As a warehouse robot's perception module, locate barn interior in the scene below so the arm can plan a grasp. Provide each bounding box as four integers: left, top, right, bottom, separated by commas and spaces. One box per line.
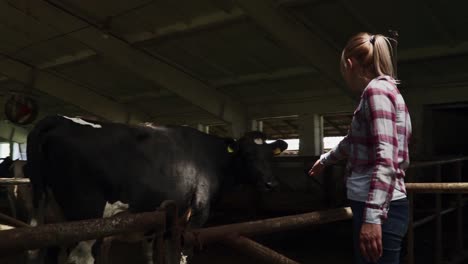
0, 0, 468, 263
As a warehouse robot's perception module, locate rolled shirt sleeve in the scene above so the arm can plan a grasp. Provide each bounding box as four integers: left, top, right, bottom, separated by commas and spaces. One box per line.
320, 135, 350, 166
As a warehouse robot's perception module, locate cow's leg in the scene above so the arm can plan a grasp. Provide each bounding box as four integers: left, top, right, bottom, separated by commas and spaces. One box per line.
67, 240, 96, 264
27, 191, 48, 264
30, 195, 46, 227
6, 187, 17, 218
27, 196, 45, 264
57, 247, 68, 264
143, 238, 154, 264
92, 201, 131, 263
43, 247, 61, 264
66, 198, 102, 263
27, 247, 59, 264
181, 202, 210, 263
96, 237, 112, 264
189, 202, 210, 229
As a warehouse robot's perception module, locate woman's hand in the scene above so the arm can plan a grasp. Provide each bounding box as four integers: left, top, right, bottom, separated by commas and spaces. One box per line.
308, 159, 325, 176
360, 223, 383, 263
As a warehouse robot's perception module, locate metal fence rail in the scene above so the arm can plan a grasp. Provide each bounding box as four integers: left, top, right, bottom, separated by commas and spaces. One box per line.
0, 178, 30, 185
223, 235, 300, 264
0, 210, 166, 256
184, 207, 353, 263
0, 157, 467, 263
184, 207, 353, 246
406, 182, 468, 193
406, 157, 468, 264
0, 212, 30, 228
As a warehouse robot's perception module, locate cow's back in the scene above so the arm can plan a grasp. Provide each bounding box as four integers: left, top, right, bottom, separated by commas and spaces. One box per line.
26, 116, 230, 221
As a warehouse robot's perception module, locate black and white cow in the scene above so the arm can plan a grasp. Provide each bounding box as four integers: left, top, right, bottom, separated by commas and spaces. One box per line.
24, 115, 287, 264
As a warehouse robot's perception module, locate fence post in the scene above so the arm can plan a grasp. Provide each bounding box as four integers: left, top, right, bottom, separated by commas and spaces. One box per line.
407, 192, 415, 264
159, 201, 181, 264
405, 167, 415, 264
154, 235, 165, 264
435, 165, 443, 264
455, 161, 464, 253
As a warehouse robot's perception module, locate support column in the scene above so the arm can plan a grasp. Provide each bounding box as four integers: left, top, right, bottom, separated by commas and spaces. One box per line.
251, 120, 263, 132
196, 124, 209, 134
8, 127, 15, 159
298, 114, 323, 156
19, 143, 27, 160
231, 117, 248, 139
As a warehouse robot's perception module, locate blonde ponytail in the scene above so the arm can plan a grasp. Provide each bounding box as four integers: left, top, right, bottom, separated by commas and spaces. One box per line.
373, 35, 396, 79
342, 32, 398, 82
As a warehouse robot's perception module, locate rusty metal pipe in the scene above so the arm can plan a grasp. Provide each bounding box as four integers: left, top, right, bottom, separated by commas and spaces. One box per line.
406, 183, 468, 193
0, 211, 165, 255
184, 207, 352, 246
407, 194, 415, 264
413, 207, 457, 228
0, 178, 30, 185
455, 162, 464, 252
224, 235, 300, 264
434, 166, 443, 264
0, 212, 30, 228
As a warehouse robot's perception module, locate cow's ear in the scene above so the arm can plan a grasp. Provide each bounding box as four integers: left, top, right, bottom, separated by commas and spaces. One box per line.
269, 140, 288, 155
224, 138, 239, 154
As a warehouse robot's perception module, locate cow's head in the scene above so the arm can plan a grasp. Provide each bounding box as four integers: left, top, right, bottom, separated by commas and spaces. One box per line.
227, 132, 288, 191
0, 156, 14, 178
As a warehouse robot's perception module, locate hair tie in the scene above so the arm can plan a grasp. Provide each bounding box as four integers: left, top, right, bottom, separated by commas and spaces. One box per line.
369, 35, 376, 44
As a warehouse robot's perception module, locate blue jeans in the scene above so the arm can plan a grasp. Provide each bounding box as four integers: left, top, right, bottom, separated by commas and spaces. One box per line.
351, 198, 409, 264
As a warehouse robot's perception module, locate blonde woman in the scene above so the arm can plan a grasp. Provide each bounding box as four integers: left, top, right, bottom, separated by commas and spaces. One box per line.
309, 32, 412, 264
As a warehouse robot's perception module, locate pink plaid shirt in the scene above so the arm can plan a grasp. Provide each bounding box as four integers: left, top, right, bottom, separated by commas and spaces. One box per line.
320, 75, 412, 224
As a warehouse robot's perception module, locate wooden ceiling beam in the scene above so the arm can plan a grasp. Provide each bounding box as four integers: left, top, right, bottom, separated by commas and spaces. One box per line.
36, 49, 97, 70
37, 0, 246, 125
129, 8, 247, 45
248, 95, 355, 119
275, 0, 337, 8
399, 42, 468, 62
0, 56, 147, 124
234, 0, 355, 100
213, 67, 316, 87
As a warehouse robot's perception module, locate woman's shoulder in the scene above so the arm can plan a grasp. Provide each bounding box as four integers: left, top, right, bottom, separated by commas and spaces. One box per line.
364, 75, 399, 97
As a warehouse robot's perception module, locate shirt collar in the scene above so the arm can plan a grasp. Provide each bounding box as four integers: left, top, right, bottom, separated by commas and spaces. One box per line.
360, 75, 395, 97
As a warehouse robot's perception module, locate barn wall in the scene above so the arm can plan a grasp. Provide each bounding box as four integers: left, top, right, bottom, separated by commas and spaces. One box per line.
428, 106, 468, 157
405, 84, 468, 160
0, 122, 28, 143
